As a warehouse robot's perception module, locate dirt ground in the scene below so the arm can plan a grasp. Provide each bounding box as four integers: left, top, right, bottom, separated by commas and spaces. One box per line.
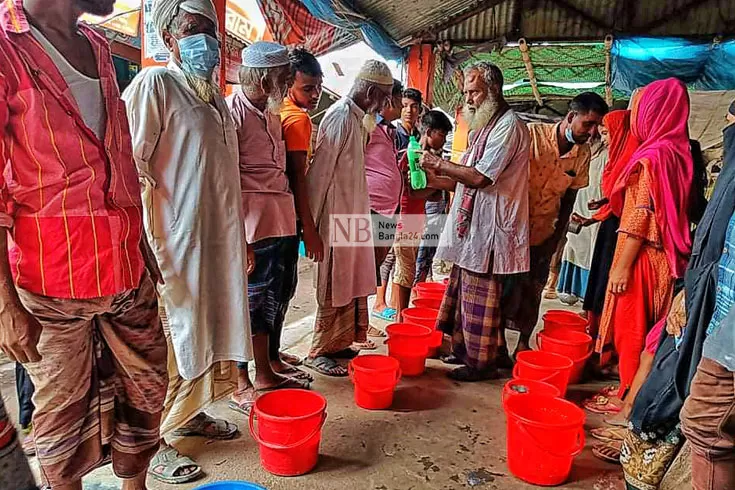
0, 260, 627, 490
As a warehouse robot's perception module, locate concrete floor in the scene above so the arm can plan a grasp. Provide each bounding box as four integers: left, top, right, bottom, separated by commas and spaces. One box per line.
0, 260, 626, 490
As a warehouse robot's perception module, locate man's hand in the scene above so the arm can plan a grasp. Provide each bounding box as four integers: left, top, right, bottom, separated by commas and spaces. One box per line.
608, 264, 632, 294
666, 290, 687, 337
302, 226, 324, 262
571, 212, 596, 228
0, 305, 42, 363
420, 151, 444, 171
246, 244, 256, 275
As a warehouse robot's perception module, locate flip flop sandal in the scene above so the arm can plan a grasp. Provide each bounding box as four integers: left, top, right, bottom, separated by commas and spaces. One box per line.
448, 366, 500, 382
276, 365, 314, 382
583, 395, 623, 415
596, 385, 620, 398
228, 399, 255, 416
592, 442, 622, 465
148, 446, 203, 485
279, 351, 303, 366
371, 308, 397, 322
367, 325, 387, 337
171, 413, 239, 440
590, 427, 627, 443
304, 356, 348, 377
352, 340, 377, 350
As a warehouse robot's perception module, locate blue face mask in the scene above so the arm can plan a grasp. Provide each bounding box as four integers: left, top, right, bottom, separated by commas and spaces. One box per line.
178, 33, 220, 79
565, 127, 577, 144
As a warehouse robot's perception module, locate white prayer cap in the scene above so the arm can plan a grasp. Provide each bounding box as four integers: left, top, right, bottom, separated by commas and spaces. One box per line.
356, 60, 393, 86
152, 0, 219, 38
241, 41, 290, 68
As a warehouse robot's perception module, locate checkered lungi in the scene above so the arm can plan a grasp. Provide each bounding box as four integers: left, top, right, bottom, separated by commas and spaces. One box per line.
437, 264, 503, 372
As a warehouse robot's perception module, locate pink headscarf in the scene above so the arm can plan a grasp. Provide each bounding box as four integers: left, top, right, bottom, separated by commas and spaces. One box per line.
608, 78, 693, 278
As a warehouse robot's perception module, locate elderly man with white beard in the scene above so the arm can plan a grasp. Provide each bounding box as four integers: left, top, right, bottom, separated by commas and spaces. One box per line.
226, 42, 313, 414
303, 60, 393, 377
123, 0, 253, 483
420, 61, 531, 382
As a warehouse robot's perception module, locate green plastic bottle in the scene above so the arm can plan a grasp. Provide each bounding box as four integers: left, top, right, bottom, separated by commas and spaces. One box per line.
407, 135, 427, 190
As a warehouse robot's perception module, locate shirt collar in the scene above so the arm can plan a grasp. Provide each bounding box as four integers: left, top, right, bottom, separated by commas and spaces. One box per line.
2, 0, 29, 33
345, 97, 365, 120
396, 123, 419, 138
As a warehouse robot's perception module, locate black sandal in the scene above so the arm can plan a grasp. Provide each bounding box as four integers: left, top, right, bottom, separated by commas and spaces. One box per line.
304, 356, 348, 377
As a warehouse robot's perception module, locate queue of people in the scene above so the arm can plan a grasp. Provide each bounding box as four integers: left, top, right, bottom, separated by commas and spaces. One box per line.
0, 1, 733, 490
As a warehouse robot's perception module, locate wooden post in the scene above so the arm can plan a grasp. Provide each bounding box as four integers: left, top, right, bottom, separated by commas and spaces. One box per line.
518, 38, 542, 107
604, 34, 614, 106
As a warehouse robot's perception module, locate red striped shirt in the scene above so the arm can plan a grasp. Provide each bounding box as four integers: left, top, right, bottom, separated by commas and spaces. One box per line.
0, 0, 144, 298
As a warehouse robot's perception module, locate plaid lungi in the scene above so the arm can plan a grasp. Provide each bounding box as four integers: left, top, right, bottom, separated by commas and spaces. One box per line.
437, 265, 503, 371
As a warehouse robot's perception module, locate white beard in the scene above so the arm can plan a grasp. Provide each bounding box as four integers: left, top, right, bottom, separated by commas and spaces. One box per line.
362, 113, 378, 133
462, 98, 500, 130
266, 87, 287, 115
184, 72, 219, 104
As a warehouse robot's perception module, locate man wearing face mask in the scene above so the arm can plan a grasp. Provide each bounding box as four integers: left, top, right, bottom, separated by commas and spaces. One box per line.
303, 60, 393, 377
226, 42, 313, 415
502, 92, 608, 357
123, 0, 253, 484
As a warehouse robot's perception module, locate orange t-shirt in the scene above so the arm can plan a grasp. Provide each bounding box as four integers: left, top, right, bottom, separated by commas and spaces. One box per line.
280, 97, 313, 159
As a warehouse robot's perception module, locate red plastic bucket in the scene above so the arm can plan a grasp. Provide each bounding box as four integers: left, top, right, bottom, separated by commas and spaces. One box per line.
513, 351, 574, 397
443, 278, 449, 285
428, 329, 444, 358
502, 378, 561, 404
401, 307, 439, 330
414, 289, 445, 301
415, 282, 447, 295
504, 394, 585, 486
248, 389, 327, 476
386, 323, 432, 376
537, 329, 593, 385
348, 355, 401, 410
412, 298, 442, 310
542, 310, 588, 334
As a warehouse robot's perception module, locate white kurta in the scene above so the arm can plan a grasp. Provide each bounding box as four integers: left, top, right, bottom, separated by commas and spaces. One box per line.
123, 63, 253, 380
563, 142, 608, 270
307, 98, 377, 308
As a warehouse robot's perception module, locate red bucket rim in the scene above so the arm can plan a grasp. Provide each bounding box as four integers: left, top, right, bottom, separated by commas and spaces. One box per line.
350, 354, 400, 373
542, 310, 588, 325
415, 282, 446, 291
504, 378, 562, 397
402, 307, 440, 320
539, 329, 592, 345
412, 299, 441, 310
516, 350, 574, 370
505, 394, 585, 428
386, 323, 433, 337
253, 389, 327, 423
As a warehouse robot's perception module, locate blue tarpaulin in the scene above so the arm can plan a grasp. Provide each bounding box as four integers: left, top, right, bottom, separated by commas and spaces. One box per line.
612, 37, 735, 95
300, 0, 405, 60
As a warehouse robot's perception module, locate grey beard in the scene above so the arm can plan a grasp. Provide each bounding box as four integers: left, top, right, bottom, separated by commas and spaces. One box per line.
463, 98, 500, 130
184, 72, 219, 104
266, 89, 286, 115
362, 113, 378, 133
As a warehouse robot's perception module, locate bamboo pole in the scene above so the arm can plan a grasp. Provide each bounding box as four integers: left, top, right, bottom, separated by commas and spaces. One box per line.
518, 38, 542, 107
604, 34, 614, 106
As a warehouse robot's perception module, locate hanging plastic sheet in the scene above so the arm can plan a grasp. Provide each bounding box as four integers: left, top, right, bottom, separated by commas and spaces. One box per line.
300, 0, 405, 60
256, 0, 357, 56
612, 37, 735, 95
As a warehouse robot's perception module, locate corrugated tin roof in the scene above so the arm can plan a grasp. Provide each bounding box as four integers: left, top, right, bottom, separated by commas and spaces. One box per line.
347, 0, 733, 45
